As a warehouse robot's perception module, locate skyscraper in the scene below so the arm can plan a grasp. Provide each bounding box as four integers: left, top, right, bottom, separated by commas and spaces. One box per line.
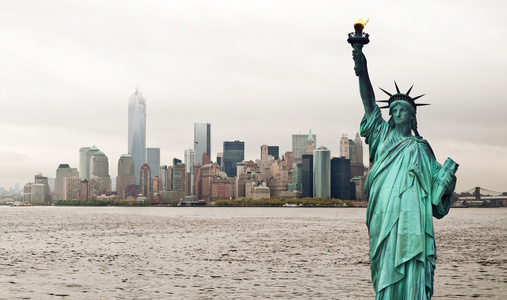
194, 123, 211, 165
55, 164, 75, 200
147, 148, 160, 178
184, 149, 196, 195
292, 129, 316, 162
79, 147, 90, 179
313, 146, 331, 199
331, 157, 352, 200
353, 133, 363, 165
91, 151, 111, 192
116, 154, 136, 199
140, 163, 151, 197
128, 90, 147, 184
79, 146, 99, 180
223, 141, 244, 178
301, 154, 313, 198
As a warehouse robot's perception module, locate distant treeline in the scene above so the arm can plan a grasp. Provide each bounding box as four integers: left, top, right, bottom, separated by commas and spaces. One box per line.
51, 198, 362, 207
214, 198, 356, 207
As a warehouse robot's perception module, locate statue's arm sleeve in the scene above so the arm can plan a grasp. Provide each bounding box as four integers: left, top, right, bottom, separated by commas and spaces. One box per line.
360, 105, 388, 164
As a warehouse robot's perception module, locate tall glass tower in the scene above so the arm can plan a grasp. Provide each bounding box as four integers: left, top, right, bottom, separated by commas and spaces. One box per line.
147, 148, 160, 178
194, 123, 211, 165
128, 90, 147, 184
223, 140, 244, 178
313, 146, 331, 199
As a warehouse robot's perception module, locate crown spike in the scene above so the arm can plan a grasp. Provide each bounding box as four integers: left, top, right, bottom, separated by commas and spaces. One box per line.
415, 103, 430, 107
379, 87, 392, 96
394, 81, 400, 93
406, 85, 414, 96
412, 94, 425, 101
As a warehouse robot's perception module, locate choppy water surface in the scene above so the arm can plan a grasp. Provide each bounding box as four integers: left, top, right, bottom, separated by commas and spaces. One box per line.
1, 207, 505, 299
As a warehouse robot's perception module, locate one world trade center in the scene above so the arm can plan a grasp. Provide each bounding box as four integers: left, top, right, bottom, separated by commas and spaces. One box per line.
128, 90, 146, 184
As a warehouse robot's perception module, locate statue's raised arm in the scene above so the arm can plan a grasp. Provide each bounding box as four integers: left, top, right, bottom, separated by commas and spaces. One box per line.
352, 46, 376, 117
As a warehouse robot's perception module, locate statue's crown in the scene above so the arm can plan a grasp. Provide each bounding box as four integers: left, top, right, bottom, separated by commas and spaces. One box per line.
377, 81, 429, 112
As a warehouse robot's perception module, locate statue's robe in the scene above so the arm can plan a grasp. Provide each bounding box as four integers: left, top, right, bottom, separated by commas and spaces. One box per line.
360, 106, 452, 299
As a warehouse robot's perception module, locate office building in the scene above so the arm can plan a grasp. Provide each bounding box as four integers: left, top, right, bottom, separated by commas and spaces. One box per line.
184, 149, 196, 195
140, 163, 151, 198
331, 157, 352, 200
116, 154, 136, 199
194, 123, 211, 165
55, 164, 75, 200
223, 140, 244, 178
301, 154, 313, 198
292, 130, 316, 162
313, 146, 331, 199
147, 148, 160, 178
268, 146, 279, 160
79, 146, 99, 180
160, 165, 168, 191
128, 90, 147, 184
34, 174, 50, 203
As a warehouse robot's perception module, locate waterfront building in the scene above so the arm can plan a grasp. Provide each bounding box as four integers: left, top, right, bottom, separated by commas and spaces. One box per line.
89, 176, 110, 199
90, 151, 111, 192
34, 174, 50, 203
194, 123, 211, 165
55, 164, 75, 200
331, 157, 352, 200
210, 178, 234, 202
64, 177, 88, 201
252, 186, 270, 200
223, 140, 244, 178
292, 130, 316, 162
287, 162, 302, 193
31, 184, 46, 203
128, 90, 147, 184
147, 148, 160, 178
301, 154, 313, 198
116, 154, 136, 199
140, 163, 151, 198
313, 146, 331, 199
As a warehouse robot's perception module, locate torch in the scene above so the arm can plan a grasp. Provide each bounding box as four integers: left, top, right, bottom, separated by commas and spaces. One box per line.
347, 18, 369, 74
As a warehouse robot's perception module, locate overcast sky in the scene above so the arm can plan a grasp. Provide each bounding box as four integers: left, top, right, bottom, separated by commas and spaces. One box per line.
1, 0, 506, 193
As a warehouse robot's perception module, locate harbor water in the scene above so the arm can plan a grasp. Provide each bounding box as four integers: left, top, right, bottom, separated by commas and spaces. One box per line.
1, 206, 505, 299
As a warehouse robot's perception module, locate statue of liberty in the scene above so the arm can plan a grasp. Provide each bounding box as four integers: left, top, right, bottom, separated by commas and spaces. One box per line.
349, 20, 458, 299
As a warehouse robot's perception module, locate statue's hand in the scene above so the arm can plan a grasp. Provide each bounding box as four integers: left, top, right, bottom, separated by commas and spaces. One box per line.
352, 48, 367, 76
438, 173, 457, 195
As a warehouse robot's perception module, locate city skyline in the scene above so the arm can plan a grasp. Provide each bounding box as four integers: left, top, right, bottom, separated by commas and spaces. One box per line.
1, 1, 506, 193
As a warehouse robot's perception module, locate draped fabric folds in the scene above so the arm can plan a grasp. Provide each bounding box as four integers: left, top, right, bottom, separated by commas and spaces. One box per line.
360, 106, 452, 299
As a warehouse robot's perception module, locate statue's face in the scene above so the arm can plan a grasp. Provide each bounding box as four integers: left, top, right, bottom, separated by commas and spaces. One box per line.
391, 104, 412, 126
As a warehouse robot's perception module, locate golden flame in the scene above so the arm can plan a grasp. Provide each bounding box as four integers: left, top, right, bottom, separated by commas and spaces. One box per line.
353, 18, 369, 31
